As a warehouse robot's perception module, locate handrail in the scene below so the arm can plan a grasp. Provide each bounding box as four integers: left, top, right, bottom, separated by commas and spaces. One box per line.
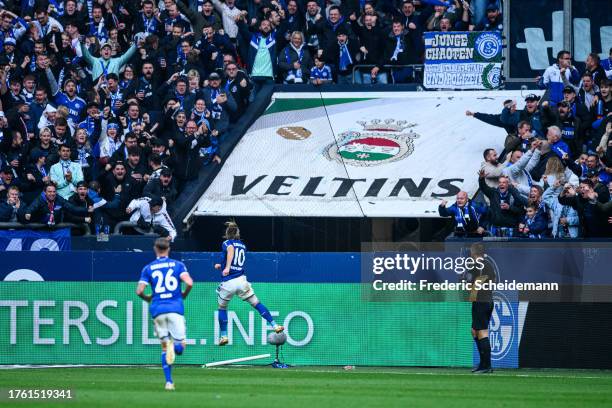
114, 221, 158, 237
0, 222, 91, 236
351, 64, 424, 84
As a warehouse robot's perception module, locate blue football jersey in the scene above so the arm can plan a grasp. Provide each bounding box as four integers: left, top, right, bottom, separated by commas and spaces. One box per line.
139, 257, 188, 317
55, 92, 86, 123
221, 239, 247, 282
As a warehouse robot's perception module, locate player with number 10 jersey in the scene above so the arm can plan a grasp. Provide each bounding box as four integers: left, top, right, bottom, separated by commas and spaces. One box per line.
214, 221, 284, 346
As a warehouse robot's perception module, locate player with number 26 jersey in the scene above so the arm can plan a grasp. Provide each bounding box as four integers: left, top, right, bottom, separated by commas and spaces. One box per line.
137, 238, 193, 391
139, 255, 188, 317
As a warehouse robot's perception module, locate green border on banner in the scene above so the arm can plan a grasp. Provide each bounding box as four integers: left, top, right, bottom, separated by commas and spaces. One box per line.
0, 282, 472, 366
264, 98, 374, 115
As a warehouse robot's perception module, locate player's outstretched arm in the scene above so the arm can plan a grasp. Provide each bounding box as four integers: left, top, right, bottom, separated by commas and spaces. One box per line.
180, 273, 193, 299
136, 282, 152, 303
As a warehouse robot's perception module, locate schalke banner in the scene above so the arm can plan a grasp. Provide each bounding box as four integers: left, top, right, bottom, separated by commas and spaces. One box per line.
423, 31, 503, 90
0, 228, 71, 252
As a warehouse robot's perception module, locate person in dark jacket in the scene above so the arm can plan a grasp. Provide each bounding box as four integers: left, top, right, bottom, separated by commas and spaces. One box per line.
172, 120, 210, 189
200, 72, 237, 134
326, 26, 361, 84
478, 170, 526, 235
99, 161, 138, 228
222, 60, 252, 121
313, 5, 355, 51
23, 150, 50, 203
143, 168, 178, 212
558, 179, 609, 237
541, 99, 587, 159
354, 14, 387, 84
0, 185, 25, 222
278, 31, 313, 84
23, 183, 90, 225
65, 181, 95, 229
499, 94, 545, 137
383, 20, 419, 84
156, 73, 196, 113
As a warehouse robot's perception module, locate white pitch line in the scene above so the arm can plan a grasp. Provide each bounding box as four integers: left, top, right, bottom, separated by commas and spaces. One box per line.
1, 365, 609, 380
208, 366, 611, 380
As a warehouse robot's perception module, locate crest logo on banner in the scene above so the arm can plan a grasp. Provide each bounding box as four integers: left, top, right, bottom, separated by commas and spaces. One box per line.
475, 32, 503, 60
325, 119, 419, 167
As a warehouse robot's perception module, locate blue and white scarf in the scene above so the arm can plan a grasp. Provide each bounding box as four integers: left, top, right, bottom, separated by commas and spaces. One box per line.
338, 42, 352, 72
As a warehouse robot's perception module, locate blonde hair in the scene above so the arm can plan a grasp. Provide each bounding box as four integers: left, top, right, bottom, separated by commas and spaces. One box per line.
291, 31, 304, 42
57, 105, 69, 118
187, 69, 200, 80
544, 156, 565, 176
223, 220, 240, 240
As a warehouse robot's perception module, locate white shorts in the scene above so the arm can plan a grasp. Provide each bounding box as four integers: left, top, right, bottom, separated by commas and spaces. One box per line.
216, 275, 255, 303
153, 313, 186, 342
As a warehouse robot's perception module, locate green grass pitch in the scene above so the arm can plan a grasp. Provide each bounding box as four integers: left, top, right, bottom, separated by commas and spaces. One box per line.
1, 366, 611, 407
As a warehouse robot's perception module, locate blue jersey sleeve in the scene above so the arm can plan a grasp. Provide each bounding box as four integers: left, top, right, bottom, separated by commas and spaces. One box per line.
177, 261, 189, 277
138, 265, 150, 285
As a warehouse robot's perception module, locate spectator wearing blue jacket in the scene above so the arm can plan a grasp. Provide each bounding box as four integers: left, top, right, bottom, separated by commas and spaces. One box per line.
518, 204, 548, 238
438, 191, 488, 237
538, 50, 580, 107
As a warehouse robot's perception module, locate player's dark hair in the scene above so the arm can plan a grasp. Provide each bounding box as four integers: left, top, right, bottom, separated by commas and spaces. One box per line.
224, 220, 240, 240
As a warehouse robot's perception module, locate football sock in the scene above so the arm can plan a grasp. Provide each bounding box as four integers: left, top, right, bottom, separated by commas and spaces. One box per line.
478, 337, 492, 369
218, 309, 228, 336
474, 337, 481, 366
254, 303, 276, 326
174, 343, 184, 355
161, 352, 172, 383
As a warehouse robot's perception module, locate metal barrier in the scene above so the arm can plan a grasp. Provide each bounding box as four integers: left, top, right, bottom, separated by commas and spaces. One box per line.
0, 222, 91, 236
351, 64, 424, 84
114, 221, 159, 237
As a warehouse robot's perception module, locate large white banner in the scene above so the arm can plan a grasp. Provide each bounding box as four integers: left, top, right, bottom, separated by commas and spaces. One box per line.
188, 91, 539, 219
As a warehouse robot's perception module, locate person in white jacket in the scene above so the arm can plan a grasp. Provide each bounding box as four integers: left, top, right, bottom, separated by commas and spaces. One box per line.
541, 182, 580, 238
502, 141, 542, 198
212, 0, 242, 40
126, 196, 177, 241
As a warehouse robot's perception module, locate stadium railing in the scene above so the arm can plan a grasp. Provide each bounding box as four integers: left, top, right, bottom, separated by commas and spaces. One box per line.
351, 64, 425, 84
0, 222, 91, 235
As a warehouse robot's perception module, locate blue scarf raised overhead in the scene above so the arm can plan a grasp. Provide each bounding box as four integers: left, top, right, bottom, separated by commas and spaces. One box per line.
338, 42, 352, 72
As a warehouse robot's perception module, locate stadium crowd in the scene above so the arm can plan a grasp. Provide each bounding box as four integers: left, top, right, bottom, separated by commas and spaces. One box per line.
441, 49, 612, 238
0, 0, 502, 238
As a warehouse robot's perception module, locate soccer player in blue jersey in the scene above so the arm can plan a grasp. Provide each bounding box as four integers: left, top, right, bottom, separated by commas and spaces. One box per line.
136, 238, 193, 390
214, 221, 284, 346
